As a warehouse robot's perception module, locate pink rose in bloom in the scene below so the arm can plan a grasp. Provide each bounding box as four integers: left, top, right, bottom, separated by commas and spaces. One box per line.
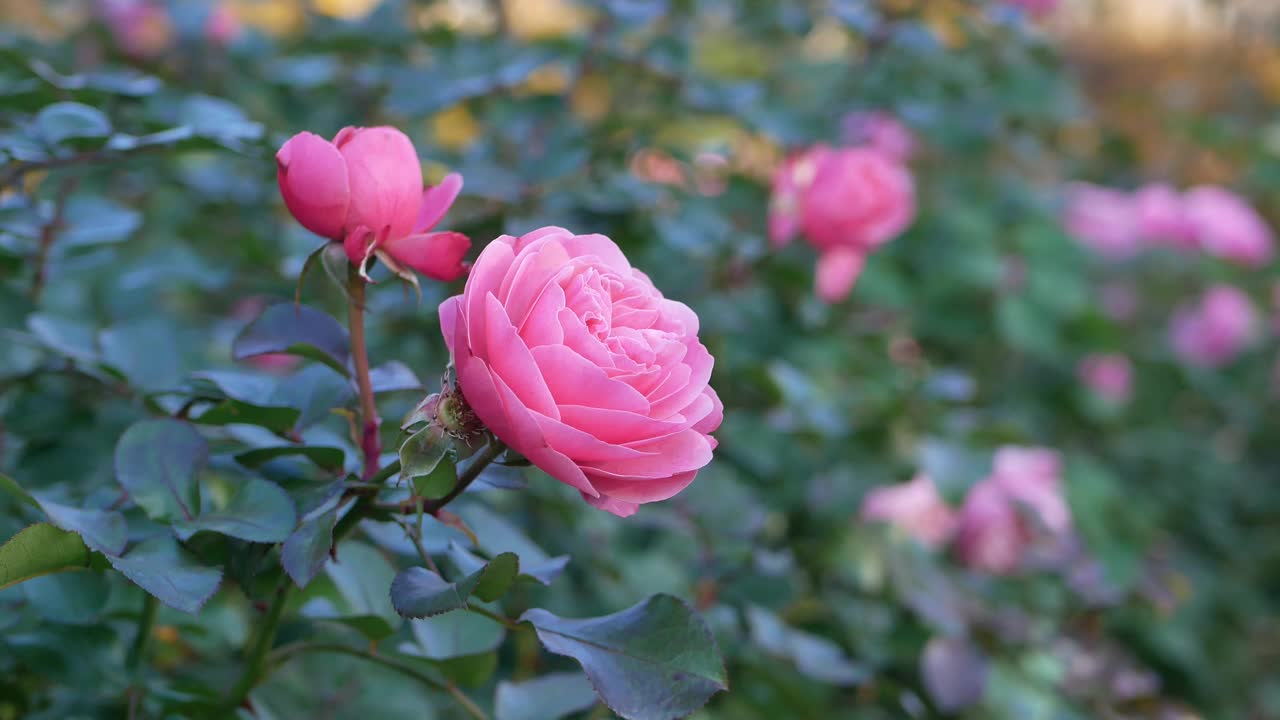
205, 3, 241, 46
98, 0, 173, 59
861, 474, 957, 548
1170, 285, 1259, 368
1182, 186, 1275, 267
1078, 353, 1133, 404
769, 146, 916, 302
438, 227, 722, 517
1133, 184, 1195, 250
276, 127, 470, 281
1062, 183, 1141, 260
842, 111, 916, 162
991, 446, 1070, 535
955, 478, 1024, 574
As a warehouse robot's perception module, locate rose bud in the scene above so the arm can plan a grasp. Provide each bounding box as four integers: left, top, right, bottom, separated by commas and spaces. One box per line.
276, 126, 470, 281
439, 227, 722, 517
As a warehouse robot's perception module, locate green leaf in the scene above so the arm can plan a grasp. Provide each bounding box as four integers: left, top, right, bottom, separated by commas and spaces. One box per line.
399, 429, 456, 499
369, 361, 423, 394
0, 523, 92, 591
234, 445, 345, 472
0, 472, 38, 510
232, 303, 351, 376
173, 477, 296, 544
281, 499, 340, 588
22, 570, 111, 625
113, 419, 206, 523
389, 552, 518, 618
302, 540, 400, 640
456, 504, 569, 585
107, 536, 222, 614
34, 101, 111, 145
26, 313, 98, 362
59, 196, 142, 248
189, 370, 304, 433
495, 672, 598, 720
409, 610, 505, 659
521, 595, 727, 720
34, 496, 127, 556
744, 605, 866, 686
193, 401, 301, 434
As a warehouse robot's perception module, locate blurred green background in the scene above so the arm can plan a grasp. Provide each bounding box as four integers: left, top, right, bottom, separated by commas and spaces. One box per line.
2, 0, 1280, 718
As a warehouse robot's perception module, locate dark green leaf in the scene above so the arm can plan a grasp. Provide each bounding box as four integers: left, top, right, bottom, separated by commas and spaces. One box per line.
34, 496, 127, 556
281, 499, 341, 588
113, 419, 206, 523
389, 552, 517, 618
399, 428, 456, 499
521, 595, 727, 720
173, 477, 296, 543
59, 196, 141, 248
302, 540, 399, 640
34, 101, 111, 145
0, 523, 92, 591
107, 536, 222, 614
370, 361, 423, 393
234, 444, 346, 472
457, 504, 569, 585
21, 570, 111, 624
495, 672, 598, 720
232, 303, 351, 376
409, 610, 505, 659
745, 605, 866, 686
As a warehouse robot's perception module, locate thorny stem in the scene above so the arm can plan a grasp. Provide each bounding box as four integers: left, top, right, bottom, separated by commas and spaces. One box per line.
124, 593, 158, 719
348, 265, 381, 479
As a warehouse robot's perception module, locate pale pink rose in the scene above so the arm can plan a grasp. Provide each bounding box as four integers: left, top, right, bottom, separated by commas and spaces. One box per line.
955, 478, 1024, 574
861, 474, 956, 548
1182, 186, 1275, 267
842, 111, 916, 162
438, 227, 722, 517
800, 146, 916, 255
276, 127, 470, 281
1133, 184, 1195, 250
1007, 0, 1058, 15
98, 0, 173, 59
1062, 183, 1141, 260
990, 446, 1070, 535
204, 3, 241, 46
1170, 285, 1259, 368
1078, 353, 1133, 404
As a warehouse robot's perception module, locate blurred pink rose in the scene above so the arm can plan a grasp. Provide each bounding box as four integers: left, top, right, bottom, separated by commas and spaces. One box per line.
276, 127, 470, 281
991, 446, 1070, 535
956, 478, 1024, 574
98, 0, 173, 59
205, 3, 241, 46
1170, 285, 1259, 368
1182, 187, 1275, 267
769, 146, 915, 303
439, 227, 722, 517
1007, 0, 1058, 15
1062, 183, 1141, 260
1078, 353, 1133, 404
956, 446, 1069, 574
861, 474, 956, 548
1132, 184, 1195, 250
842, 111, 916, 162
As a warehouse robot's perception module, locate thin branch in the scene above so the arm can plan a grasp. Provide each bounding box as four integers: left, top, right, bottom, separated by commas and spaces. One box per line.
30, 177, 77, 302
224, 583, 291, 710
423, 439, 506, 514
348, 265, 381, 479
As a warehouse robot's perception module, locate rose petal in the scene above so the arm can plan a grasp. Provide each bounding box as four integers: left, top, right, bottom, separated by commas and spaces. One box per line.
531, 412, 653, 461
383, 231, 471, 281
414, 173, 463, 233
485, 294, 559, 419
583, 493, 638, 517
586, 469, 700, 504
530, 345, 649, 414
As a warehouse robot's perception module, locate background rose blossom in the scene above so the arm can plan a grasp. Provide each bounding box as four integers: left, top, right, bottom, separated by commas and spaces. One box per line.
439, 227, 722, 517
1079, 353, 1134, 404
1170, 285, 1259, 368
1133, 184, 1195, 249
1062, 183, 1142, 260
861, 474, 957, 548
1182, 186, 1275, 267
842, 111, 916, 162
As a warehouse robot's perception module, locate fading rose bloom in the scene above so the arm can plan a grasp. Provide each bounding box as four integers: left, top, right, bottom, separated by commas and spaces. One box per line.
861, 474, 956, 548
1170, 285, 1259, 368
276, 127, 470, 281
205, 3, 241, 46
842, 111, 915, 162
1132, 184, 1195, 250
1078, 353, 1133, 404
1062, 183, 1141, 260
1182, 186, 1275, 267
956, 478, 1024, 574
439, 227, 721, 517
991, 446, 1070, 535
98, 0, 172, 59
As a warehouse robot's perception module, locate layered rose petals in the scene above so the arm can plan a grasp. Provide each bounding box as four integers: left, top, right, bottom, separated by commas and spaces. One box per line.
440, 227, 721, 517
